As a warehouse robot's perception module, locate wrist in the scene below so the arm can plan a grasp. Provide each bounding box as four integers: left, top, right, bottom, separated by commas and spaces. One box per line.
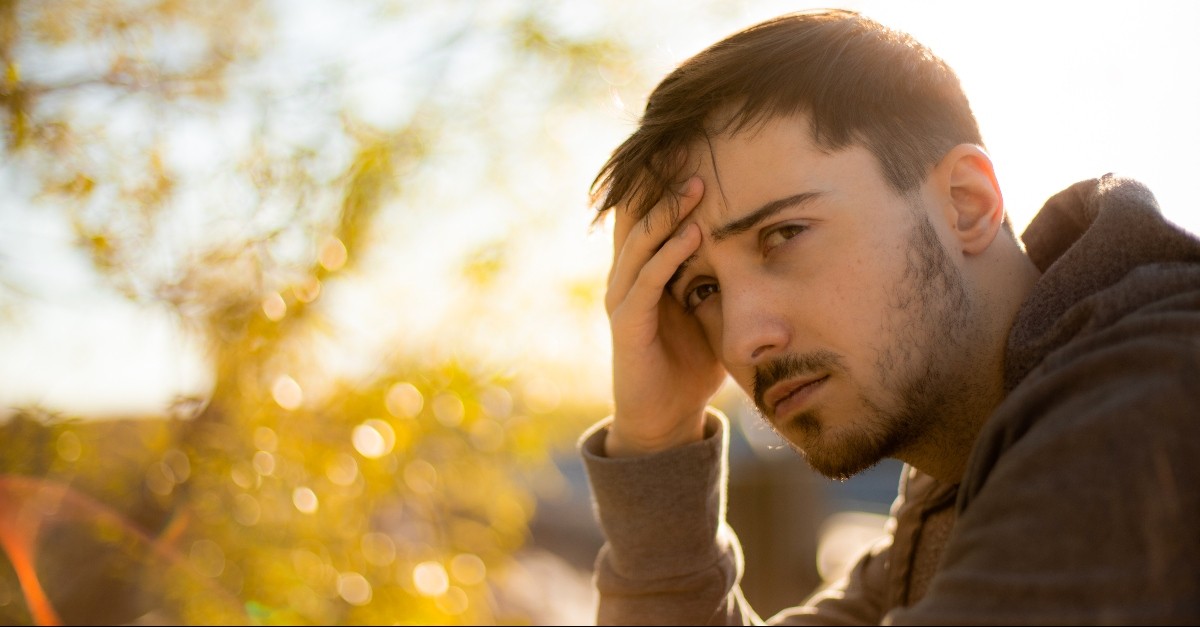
604, 410, 708, 457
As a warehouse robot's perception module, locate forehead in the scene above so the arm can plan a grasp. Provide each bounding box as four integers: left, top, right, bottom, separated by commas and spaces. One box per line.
683, 115, 879, 226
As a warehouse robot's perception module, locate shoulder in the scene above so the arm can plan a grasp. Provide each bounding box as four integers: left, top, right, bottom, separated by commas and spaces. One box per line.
966, 269, 1200, 505
918, 273, 1200, 622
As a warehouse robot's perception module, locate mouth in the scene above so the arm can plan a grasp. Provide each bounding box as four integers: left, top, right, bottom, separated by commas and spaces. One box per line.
764, 375, 829, 419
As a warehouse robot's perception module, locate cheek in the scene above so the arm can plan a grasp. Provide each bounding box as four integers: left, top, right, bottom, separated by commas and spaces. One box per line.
806, 255, 901, 354
697, 310, 722, 355
727, 365, 758, 400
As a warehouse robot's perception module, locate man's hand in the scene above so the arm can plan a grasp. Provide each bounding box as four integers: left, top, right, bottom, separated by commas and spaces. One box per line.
604, 177, 727, 457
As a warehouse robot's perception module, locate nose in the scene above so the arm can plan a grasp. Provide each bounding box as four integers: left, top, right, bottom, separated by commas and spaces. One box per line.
720, 281, 790, 369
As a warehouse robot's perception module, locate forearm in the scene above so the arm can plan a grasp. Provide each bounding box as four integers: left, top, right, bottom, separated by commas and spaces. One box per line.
581, 410, 763, 625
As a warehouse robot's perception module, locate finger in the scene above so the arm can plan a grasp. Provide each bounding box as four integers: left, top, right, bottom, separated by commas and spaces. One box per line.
607, 186, 701, 312
618, 222, 701, 318
610, 177, 701, 293
607, 178, 704, 303
612, 177, 702, 258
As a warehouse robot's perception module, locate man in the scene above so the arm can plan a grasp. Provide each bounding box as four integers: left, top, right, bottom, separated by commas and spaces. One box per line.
579, 9, 1200, 625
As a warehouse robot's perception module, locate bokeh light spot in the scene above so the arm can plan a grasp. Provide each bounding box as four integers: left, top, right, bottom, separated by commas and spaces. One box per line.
403, 460, 437, 495
351, 425, 384, 458
262, 291, 287, 321
190, 539, 226, 578
436, 586, 469, 615
253, 450, 276, 476
412, 561, 449, 597
325, 452, 359, 486
272, 375, 303, 410
449, 553, 486, 586
254, 426, 278, 452
292, 549, 327, 587
163, 448, 191, 482
231, 461, 258, 489
56, 431, 82, 462
469, 419, 505, 452
293, 486, 319, 514
361, 532, 397, 566
293, 276, 322, 303
386, 382, 424, 418
319, 236, 348, 271
432, 392, 465, 427
480, 385, 513, 419
287, 585, 323, 619
233, 493, 262, 526
145, 461, 175, 496
352, 419, 395, 459
337, 571, 372, 606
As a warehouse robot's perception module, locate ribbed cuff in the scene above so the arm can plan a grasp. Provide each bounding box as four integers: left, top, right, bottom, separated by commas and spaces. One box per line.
579, 409, 730, 580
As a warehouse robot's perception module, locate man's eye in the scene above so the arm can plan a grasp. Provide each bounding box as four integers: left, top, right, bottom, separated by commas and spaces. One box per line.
685, 283, 719, 312
762, 224, 808, 253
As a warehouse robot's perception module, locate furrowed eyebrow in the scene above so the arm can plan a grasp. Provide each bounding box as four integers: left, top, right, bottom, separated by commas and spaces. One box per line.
664, 190, 823, 301
709, 191, 824, 243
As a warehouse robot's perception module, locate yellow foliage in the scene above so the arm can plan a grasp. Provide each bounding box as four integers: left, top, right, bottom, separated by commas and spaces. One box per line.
0, 0, 632, 623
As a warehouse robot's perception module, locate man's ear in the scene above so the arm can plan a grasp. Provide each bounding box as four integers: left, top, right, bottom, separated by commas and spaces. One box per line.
932, 144, 1005, 256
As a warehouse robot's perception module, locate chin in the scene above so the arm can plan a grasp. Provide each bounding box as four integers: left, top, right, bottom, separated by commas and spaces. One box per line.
781, 410, 897, 481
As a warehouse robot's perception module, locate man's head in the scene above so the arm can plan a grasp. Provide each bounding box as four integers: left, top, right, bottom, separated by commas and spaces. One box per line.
593, 9, 990, 226
595, 11, 1037, 481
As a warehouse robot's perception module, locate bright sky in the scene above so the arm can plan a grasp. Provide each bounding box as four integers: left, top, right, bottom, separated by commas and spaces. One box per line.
2, 0, 1198, 416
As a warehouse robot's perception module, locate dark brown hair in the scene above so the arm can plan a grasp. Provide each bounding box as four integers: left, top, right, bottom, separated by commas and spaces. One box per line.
591, 10, 984, 221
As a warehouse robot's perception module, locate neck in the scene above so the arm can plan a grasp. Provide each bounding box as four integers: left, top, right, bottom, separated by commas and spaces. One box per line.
904, 233, 1042, 484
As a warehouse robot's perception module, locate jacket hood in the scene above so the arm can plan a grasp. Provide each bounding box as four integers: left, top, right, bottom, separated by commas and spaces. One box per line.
1004, 174, 1200, 391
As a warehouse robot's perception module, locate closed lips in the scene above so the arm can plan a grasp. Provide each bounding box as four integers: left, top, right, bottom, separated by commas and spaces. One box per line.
765, 375, 828, 415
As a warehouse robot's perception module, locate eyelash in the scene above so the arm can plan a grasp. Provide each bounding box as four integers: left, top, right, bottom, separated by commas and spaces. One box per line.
761, 223, 809, 254
682, 223, 809, 314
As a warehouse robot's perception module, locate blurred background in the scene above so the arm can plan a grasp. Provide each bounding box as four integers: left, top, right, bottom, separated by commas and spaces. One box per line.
1, 0, 1197, 624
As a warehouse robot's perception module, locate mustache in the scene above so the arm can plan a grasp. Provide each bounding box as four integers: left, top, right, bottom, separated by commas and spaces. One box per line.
753, 350, 846, 413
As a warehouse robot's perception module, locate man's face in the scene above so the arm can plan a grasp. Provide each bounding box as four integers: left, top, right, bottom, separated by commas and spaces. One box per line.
667, 115, 979, 479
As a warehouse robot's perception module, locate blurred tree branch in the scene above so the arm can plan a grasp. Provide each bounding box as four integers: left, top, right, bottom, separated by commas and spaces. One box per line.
0, 0, 658, 624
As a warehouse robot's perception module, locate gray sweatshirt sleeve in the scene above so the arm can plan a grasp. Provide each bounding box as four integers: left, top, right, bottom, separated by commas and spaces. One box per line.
580, 410, 892, 626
